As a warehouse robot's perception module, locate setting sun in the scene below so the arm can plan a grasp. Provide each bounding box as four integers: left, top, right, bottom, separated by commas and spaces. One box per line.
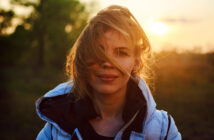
146, 20, 169, 35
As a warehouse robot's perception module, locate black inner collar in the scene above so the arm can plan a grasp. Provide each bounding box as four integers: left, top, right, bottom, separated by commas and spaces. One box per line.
38, 79, 147, 135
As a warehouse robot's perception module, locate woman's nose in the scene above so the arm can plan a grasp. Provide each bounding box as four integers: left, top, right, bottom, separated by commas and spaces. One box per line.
101, 60, 114, 69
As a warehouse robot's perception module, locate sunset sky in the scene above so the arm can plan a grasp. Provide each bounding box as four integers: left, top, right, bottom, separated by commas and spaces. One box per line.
1, 0, 214, 52
83, 0, 214, 53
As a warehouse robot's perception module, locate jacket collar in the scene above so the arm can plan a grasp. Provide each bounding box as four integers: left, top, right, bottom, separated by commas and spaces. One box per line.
37, 79, 147, 135
138, 79, 156, 125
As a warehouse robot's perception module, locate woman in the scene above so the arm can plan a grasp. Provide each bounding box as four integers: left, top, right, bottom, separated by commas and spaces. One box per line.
36, 5, 181, 140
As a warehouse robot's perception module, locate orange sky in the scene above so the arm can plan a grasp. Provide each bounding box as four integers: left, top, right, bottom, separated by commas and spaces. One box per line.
82, 0, 214, 53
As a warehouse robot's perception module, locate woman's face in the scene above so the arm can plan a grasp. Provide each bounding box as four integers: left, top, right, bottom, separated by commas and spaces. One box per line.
87, 30, 137, 95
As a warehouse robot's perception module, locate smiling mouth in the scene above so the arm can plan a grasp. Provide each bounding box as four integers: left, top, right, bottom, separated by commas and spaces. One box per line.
97, 74, 118, 82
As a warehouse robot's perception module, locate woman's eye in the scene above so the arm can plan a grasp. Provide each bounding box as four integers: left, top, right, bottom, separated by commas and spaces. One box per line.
117, 50, 129, 56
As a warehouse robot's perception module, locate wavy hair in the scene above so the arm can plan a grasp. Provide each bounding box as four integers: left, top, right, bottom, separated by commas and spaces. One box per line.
66, 5, 153, 100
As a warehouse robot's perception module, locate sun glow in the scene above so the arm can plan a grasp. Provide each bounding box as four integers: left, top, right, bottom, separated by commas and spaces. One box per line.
146, 19, 169, 35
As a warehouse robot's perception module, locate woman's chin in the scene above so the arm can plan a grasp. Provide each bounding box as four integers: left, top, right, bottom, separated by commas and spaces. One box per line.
96, 89, 117, 95
93, 85, 124, 96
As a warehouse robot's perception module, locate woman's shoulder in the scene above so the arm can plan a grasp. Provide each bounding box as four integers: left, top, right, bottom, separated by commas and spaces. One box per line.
44, 81, 73, 98
144, 109, 181, 140
36, 123, 72, 140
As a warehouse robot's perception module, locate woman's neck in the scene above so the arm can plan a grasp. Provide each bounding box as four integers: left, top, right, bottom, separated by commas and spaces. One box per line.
93, 86, 127, 119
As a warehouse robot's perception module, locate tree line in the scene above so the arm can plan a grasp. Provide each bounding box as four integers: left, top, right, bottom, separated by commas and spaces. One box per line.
0, 0, 90, 70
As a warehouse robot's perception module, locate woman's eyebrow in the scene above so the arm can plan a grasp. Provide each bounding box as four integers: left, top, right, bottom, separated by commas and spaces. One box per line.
116, 47, 130, 50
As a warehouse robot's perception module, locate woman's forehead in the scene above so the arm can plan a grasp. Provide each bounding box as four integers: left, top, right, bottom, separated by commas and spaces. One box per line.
104, 30, 125, 39
99, 30, 131, 48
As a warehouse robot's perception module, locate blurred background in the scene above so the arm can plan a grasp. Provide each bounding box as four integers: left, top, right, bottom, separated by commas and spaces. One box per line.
0, 0, 214, 139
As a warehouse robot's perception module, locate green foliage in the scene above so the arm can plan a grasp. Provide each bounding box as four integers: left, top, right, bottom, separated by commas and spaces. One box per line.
29, 0, 89, 68
0, 0, 89, 69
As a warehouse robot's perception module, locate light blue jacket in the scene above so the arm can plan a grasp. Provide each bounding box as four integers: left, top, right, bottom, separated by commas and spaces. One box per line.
36, 79, 181, 140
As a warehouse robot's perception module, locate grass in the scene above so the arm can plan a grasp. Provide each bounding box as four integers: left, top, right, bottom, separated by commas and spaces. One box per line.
154, 52, 214, 140
0, 66, 66, 139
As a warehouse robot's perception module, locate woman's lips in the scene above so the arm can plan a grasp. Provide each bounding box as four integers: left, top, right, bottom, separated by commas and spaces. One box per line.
97, 74, 118, 82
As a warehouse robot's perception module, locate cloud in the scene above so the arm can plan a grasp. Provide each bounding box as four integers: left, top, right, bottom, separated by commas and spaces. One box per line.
160, 17, 200, 24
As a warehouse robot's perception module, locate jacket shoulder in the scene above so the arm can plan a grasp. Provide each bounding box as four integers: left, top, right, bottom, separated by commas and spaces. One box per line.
44, 81, 73, 98
36, 123, 72, 140
144, 110, 181, 140
36, 123, 52, 140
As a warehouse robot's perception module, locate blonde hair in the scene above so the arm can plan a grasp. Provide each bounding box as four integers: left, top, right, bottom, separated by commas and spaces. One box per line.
66, 5, 153, 100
